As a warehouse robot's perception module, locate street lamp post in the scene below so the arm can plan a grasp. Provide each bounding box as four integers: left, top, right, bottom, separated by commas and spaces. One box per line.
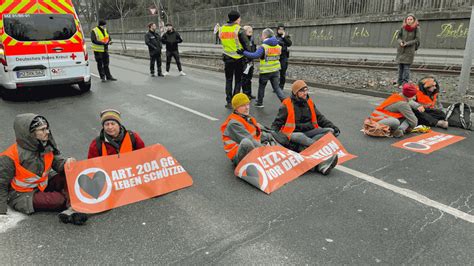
457, 5, 474, 102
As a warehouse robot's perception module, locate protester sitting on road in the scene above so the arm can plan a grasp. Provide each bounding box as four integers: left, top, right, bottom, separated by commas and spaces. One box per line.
0, 114, 87, 225
370, 83, 418, 137
88, 109, 145, 158
271, 80, 339, 175
412, 76, 448, 129
221, 93, 276, 166
238, 28, 286, 108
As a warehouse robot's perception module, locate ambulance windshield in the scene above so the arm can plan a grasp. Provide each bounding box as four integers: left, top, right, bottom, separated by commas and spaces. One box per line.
3, 14, 77, 41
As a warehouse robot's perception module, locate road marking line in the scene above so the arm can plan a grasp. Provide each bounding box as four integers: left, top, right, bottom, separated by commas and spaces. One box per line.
91, 73, 100, 78
337, 165, 474, 224
147, 94, 219, 121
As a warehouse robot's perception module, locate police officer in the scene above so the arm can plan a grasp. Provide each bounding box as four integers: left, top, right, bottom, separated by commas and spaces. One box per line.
276, 24, 292, 90
219, 11, 249, 109
145, 22, 163, 77
91, 20, 117, 82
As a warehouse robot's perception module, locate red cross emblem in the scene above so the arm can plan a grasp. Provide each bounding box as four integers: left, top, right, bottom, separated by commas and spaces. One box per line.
70, 53, 77, 60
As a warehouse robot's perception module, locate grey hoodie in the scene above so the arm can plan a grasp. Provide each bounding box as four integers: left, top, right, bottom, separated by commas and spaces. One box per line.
0, 114, 67, 214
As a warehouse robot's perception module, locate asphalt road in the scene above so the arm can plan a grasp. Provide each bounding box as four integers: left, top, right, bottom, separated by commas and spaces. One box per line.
0, 54, 473, 264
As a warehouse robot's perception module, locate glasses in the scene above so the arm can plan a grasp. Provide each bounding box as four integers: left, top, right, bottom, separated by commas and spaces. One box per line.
298, 88, 309, 93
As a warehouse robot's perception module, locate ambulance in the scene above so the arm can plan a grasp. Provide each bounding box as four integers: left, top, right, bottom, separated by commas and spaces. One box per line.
0, 0, 91, 93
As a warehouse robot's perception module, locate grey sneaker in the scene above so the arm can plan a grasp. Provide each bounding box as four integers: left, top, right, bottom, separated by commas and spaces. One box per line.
436, 120, 448, 129
254, 103, 264, 108
316, 154, 338, 176
392, 129, 404, 138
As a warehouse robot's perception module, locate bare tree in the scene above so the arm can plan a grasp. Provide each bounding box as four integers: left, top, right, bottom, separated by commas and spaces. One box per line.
72, 0, 96, 33
107, 0, 133, 51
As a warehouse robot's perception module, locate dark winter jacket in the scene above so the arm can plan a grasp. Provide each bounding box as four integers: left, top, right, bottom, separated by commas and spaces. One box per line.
276, 34, 292, 59
396, 14, 420, 64
91, 26, 110, 52
161, 30, 183, 52
271, 94, 338, 134
145, 30, 162, 56
0, 114, 67, 215
243, 36, 279, 60
87, 126, 145, 159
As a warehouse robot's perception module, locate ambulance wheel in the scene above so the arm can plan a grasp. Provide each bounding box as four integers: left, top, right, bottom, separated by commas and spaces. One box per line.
78, 81, 91, 93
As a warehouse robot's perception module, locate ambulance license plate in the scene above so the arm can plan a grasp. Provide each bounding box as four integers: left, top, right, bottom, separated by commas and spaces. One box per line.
16, 69, 45, 78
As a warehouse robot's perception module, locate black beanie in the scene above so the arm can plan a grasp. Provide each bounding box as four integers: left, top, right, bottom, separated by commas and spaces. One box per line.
228, 10, 240, 22
99, 20, 106, 26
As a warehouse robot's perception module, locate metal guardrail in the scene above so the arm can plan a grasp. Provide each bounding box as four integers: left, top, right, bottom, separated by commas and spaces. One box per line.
96, 0, 472, 33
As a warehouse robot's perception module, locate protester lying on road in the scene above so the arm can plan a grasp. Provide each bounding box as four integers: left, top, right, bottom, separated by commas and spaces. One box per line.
370, 83, 418, 137
411, 76, 448, 129
271, 80, 339, 175
221, 93, 277, 166
88, 109, 145, 158
0, 114, 87, 225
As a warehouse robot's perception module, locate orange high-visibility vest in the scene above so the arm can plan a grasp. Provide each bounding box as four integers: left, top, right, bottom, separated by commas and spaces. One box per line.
280, 98, 319, 139
0, 144, 53, 192
371, 93, 406, 121
221, 113, 261, 160
416, 90, 438, 109
101, 131, 133, 156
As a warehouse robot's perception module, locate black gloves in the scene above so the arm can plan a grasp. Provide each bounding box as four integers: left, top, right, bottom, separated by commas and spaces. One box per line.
236, 49, 244, 55
333, 127, 341, 137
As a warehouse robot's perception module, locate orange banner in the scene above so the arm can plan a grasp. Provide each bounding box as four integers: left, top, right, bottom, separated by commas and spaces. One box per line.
392, 131, 465, 154
234, 134, 356, 194
65, 144, 193, 213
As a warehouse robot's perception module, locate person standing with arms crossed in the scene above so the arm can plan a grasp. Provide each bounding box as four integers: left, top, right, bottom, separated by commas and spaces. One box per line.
145, 22, 163, 77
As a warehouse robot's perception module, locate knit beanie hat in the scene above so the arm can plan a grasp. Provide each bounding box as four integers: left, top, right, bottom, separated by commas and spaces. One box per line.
291, 80, 308, 95
422, 78, 436, 88
29, 116, 49, 132
402, 83, 417, 98
99, 20, 107, 26
231, 93, 250, 109
228, 10, 240, 22
100, 109, 121, 125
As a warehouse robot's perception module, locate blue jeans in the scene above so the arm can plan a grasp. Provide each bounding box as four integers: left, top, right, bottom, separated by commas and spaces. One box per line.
398, 64, 410, 85
257, 71, 286, 104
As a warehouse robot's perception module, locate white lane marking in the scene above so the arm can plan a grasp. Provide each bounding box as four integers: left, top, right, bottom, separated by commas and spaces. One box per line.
0, 209, 27, 233
337, 165, 474, 224
91, 73, 100, 78
147, 94, 219, 121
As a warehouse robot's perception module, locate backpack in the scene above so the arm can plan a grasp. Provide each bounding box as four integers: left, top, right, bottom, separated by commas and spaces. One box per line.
362, 118, 391, 137
445, 103, 472, 130
96, 130, 137, 156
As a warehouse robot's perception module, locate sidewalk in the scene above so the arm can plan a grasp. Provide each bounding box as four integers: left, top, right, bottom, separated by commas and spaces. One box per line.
97, 39, 468, 66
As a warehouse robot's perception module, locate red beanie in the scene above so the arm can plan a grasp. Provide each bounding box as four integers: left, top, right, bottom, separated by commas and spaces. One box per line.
402, 83, 417, 98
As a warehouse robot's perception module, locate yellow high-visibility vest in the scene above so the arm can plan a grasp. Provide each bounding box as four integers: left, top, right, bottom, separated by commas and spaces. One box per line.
259, 43, 281, 74
91, 27, 110, 53
219, 23, 243, 59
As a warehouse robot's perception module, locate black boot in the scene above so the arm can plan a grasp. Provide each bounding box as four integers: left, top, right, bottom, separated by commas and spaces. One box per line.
58, 207, 88, 225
